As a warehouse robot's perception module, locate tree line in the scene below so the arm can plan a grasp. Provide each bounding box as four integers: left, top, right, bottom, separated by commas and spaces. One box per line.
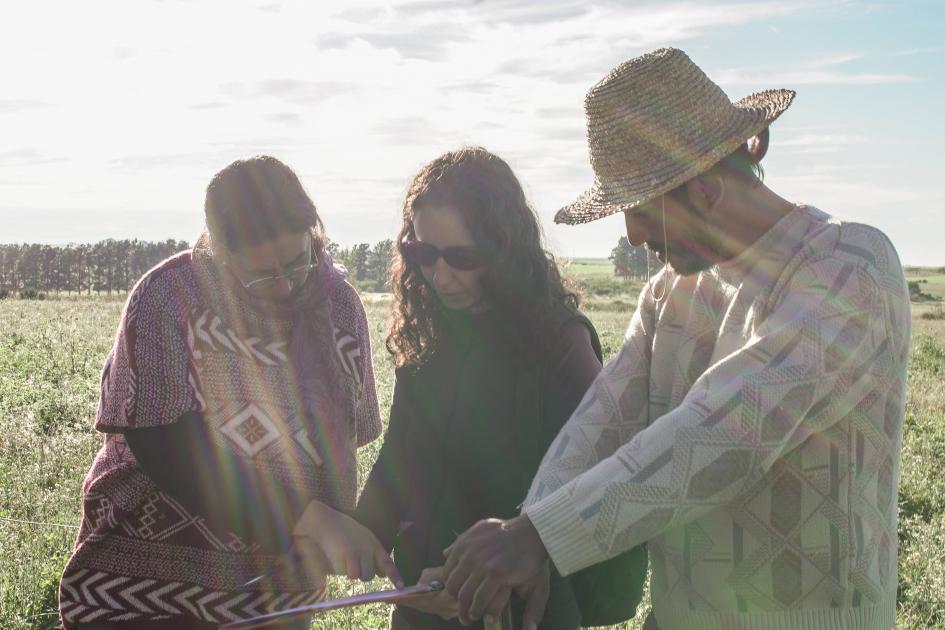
0, 238, 397, 297
0, 240, 191, 296
1, 235, 646, 297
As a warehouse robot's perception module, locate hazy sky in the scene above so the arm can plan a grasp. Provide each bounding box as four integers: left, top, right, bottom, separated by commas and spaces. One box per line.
1, 0, 943, 263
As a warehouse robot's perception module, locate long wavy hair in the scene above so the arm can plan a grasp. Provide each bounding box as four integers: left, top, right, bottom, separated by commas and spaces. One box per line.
387, 146, 580, 368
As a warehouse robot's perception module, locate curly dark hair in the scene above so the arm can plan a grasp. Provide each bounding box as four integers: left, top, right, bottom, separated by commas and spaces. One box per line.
387, 146, 580, 368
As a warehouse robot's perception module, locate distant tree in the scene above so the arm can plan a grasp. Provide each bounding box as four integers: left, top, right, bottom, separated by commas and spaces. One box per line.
349, 243, 371, 281
325, 239, 341, 259
366, 239, 393, 286
18, 244, 41, 292
610, 238, 631, 277
610, 237, 649, 279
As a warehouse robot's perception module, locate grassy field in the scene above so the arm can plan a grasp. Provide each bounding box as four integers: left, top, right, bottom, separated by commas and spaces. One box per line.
1, 268, 944, 629
564, 258, 615, 277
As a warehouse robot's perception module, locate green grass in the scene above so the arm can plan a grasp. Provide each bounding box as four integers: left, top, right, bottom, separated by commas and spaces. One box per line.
564, 258, 615, 278
2, 284, 945, 628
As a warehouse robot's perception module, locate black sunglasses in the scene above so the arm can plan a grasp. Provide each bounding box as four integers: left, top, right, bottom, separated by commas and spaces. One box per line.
401, 240, 486, 271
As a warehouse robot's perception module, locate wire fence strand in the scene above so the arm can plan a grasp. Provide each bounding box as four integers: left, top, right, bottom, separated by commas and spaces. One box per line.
0, 516, 79, 529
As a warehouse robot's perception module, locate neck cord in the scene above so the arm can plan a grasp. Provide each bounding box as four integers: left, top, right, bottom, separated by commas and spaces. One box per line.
651, 195, 669, 303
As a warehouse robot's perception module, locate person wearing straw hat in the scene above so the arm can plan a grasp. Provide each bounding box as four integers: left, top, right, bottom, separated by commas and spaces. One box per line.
442, 48, 910, 630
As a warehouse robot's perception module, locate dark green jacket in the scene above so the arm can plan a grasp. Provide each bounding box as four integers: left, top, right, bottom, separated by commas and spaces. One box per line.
355, 304, 602, 630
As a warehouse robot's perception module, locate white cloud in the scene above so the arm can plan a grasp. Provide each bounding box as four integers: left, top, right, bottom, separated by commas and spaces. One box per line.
809, 52, 867, 67
0, 0, 940, 264
886, 45, 945, 58
716, 68, 918, 85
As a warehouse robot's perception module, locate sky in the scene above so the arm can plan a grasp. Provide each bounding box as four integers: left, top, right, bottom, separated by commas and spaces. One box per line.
1, 0, 943, 264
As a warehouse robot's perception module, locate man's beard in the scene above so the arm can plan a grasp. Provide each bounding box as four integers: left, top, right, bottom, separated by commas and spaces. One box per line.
645, 241, 714, 276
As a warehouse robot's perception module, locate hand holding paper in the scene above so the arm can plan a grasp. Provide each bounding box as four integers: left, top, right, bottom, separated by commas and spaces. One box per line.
401, 566, 459, 620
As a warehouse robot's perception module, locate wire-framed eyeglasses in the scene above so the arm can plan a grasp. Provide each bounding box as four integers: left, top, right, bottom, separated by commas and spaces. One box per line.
228, 255, 318, 290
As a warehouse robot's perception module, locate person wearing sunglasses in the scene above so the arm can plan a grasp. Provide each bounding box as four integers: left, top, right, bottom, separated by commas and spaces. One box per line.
354, 147, 608, 630
59, 155, 400, 630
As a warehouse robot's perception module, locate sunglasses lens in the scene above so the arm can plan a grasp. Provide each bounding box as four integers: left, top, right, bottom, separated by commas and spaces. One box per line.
402, 240, 439, 266
443, 248, 485, 270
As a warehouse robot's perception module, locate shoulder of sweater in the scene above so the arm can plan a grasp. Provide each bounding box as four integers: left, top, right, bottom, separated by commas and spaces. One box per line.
123, 250, 196, 316
328, 276, 368, 318
800, 209, 903, 278
137, 250, 194, 289
772, 214, 909, 319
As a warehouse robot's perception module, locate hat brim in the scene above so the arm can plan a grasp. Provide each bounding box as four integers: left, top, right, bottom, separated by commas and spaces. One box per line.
554, 88, 795, 225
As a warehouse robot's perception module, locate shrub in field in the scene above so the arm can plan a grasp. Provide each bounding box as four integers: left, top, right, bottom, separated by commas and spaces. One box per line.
33, 398, 83, 437
0, 288, 9, 299
921, 306, 945, 320
909, 280, 938, 302
18, 288, 47, 300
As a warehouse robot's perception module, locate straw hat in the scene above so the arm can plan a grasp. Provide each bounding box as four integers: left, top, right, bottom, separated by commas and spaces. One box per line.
556, 47, 795, 224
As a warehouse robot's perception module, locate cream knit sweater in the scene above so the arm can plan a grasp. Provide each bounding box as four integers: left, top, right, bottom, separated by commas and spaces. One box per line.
524, 206, 910, 630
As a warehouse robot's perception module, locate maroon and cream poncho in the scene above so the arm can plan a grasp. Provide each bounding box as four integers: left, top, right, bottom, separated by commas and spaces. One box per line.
59, 239, 381, 628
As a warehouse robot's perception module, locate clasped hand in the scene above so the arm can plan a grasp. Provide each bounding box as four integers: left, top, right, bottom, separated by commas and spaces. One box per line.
441, 515, 550, 629
291, 500, 403, 587
400, 566, 460, 619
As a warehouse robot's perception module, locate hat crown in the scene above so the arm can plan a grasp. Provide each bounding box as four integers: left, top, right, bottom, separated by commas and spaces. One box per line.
585, 48, 749, 191
556, 47, 795, 224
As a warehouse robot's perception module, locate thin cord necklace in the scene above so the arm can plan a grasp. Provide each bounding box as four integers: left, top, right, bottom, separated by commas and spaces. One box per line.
650, 195, 669, 303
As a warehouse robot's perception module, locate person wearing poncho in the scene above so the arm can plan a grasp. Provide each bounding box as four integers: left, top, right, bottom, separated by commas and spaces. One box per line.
59, 156, 399, 630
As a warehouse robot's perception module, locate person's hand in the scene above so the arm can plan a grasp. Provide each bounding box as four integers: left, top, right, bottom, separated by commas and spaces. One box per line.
285, 535, 332, 590
292, 500, 404, 587
514, 561, 550, 630
442, 515, 549, 626
401, 566, 459, 620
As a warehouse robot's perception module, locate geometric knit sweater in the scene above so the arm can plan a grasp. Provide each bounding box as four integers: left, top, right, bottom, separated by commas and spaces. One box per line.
523, 206, 910, 630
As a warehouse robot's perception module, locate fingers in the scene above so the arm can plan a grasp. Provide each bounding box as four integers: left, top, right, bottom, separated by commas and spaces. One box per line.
466, 579, 503, 624
400, 593, 435, 614
436, 592, 460, 620
358, 555, 375, 582
345, 554, 361, 581
375, 546, 404, 588
442, 542, 460, 585
288, 537, 331, 589
417, 566, 442, 584
456, 572, 485, 625
481, 586, 510, 626
444, 558, 469, 597
520, 581, 549, 630
517, 563, 550, 630
402, 592, 458, 619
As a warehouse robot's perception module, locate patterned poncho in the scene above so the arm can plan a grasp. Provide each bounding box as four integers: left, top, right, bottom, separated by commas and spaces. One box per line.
59, 239, 381, 628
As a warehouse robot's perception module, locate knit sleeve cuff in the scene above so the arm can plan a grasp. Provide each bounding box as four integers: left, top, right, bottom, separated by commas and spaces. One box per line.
524, 486, 608, 577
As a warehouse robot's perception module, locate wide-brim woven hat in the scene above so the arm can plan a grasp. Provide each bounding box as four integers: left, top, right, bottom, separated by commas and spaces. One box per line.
556, 47, 795, 224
